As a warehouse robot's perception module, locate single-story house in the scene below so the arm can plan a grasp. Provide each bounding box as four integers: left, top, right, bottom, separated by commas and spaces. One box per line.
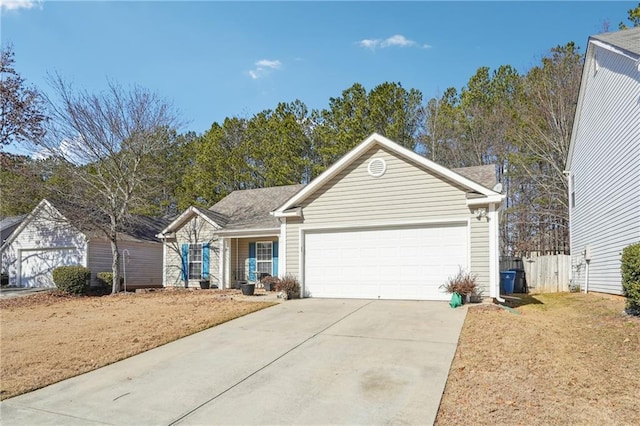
0, 199, 165, 289
565, 27, 640, 295
160, 133, 504, 301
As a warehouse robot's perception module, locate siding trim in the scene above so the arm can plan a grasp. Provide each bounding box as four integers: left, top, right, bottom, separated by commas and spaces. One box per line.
488, 203, 499, 298
279, 221, 286, 277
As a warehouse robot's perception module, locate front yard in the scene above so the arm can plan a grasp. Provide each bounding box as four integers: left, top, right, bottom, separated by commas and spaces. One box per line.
436, 292, 640, 424
0, 289, 275, 400
1, 289, 638, 424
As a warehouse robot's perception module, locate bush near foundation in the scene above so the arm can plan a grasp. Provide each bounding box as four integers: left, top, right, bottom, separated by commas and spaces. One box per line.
621, 243, 640, 315
275, 274, 300, 299
52, 266, 91, 295
96, 272, 124, 294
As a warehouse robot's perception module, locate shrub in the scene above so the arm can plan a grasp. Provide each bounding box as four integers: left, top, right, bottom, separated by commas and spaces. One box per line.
52, 266, 91, 295
621, 243, 640, 315
96, 272, 124, 294
441, 267, 477, 296
275, 274, 300, 299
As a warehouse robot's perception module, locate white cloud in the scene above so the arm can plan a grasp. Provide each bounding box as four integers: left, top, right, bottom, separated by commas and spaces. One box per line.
357, 34, 431, 51
248, 59, 282, 80
0, 0, 41, 12
381, 34, 416, 48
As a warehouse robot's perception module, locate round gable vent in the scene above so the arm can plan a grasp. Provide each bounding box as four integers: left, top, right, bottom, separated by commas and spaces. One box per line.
367, 158, 387, 177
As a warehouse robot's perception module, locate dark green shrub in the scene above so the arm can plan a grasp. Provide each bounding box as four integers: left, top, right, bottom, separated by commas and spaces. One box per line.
96, 272, 124, 294
52, 266, 91, 295
275, 274, 300, 299
621, 243, 640, 315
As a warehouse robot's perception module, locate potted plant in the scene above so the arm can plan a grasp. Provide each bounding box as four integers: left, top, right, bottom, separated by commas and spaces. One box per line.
261, 275, 280, 292
441, 267, 478, 304
241, 282, 255, 296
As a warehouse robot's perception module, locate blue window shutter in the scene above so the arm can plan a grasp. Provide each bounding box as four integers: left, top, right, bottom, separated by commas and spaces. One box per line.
248, 242, 256, 281
272, 241, 278, 276
202, 243, 210, 279
181, 244, 189, 281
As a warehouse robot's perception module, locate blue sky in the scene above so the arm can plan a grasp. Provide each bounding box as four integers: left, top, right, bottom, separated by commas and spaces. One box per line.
1, 1, 636, 138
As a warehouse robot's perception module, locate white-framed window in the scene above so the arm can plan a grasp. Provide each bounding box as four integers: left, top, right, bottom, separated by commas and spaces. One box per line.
256, 241, 273, 276
188, 243, 202, 280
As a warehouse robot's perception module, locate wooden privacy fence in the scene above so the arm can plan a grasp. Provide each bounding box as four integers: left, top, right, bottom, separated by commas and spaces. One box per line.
522, 255, 570, 293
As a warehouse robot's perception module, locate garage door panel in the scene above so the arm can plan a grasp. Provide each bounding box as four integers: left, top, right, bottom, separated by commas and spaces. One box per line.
20, 248, 83, 288
304, 224, 467, 301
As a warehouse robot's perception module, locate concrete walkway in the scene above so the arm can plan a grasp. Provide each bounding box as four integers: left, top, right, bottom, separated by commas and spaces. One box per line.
0, 299, 467, 425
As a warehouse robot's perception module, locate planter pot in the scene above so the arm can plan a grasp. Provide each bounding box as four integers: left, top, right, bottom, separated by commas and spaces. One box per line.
235, 280, 247, 290
263, 282, 273, 292
241, 283, 255, 296
199, 280, 210, 289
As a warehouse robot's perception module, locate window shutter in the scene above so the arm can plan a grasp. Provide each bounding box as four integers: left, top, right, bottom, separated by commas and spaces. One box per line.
181, 244, 189, 281
248, 242, 256, 281
202, 243, 210, 279
272, 241, 279, 276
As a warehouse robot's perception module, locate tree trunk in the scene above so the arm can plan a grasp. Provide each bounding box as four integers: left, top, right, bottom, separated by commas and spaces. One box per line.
110, 238, 121, 294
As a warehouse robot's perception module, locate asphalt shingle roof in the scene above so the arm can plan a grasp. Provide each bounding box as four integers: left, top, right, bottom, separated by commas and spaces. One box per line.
210, 184, 305, 230
453, 165, 497, 190
591, 27, 640, 56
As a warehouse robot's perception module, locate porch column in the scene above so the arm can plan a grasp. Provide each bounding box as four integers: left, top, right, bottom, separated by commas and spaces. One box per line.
220, 238, 231, 288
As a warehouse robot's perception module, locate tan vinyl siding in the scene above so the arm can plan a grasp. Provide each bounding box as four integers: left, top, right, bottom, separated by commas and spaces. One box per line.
88, 240, 162, 288
164, 217, 220, 288
569, 45, 640, 294
285, 146, 492, 290
470, 217, 490, 295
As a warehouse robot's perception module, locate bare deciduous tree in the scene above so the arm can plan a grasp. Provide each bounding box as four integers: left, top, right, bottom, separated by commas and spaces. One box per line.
35, 76, 180, 293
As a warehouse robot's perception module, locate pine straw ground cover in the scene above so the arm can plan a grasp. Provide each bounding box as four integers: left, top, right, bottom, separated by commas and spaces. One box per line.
0, 289, 276, 400
436, 292, 640, 425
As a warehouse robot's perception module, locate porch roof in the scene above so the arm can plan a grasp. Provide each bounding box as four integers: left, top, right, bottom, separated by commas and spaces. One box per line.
209, 184, 305, 231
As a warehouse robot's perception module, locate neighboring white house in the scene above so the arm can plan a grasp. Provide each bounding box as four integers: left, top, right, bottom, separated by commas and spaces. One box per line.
160, 133, 504, 301
566, 27, 640, 295
1, 199, 165, 289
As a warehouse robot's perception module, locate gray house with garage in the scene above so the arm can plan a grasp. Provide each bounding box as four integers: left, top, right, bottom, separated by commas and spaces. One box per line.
160, 133, 504, 300
1, 199, 164, 289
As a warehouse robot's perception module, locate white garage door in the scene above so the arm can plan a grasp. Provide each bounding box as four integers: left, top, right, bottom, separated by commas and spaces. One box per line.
304, 223, 468, 300
20, 248, 83, 288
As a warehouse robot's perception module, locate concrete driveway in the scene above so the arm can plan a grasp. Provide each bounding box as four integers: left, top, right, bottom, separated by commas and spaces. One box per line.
0, 298, 467, 425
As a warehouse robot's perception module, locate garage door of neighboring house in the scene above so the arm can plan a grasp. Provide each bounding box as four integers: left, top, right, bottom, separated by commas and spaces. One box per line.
20, 248, 83, 288
303, 223, 468, 300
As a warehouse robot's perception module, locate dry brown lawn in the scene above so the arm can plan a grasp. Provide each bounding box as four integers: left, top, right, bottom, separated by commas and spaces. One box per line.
0, 289, 276, 400
436, 292, 640, 425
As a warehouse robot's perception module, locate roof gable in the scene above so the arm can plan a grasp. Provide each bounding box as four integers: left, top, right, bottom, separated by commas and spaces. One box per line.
159, 205, 227, 236
274, 133, 501, 215
566, 28, 640, 170
0, 200, 79, 249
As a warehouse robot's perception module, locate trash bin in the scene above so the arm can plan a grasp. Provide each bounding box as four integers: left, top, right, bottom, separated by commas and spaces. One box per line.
509, 268, 526, 293
500, 271, 516, 294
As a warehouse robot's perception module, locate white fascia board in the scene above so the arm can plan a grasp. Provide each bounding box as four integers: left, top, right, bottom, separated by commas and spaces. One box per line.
274, 133, 499, 214
466, 194, 504, 206
272, 207, 302, 218
590, 39, 640, 63
566, 43, 595, 171
159, 206, 222, 236
214, 228, 280, 238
